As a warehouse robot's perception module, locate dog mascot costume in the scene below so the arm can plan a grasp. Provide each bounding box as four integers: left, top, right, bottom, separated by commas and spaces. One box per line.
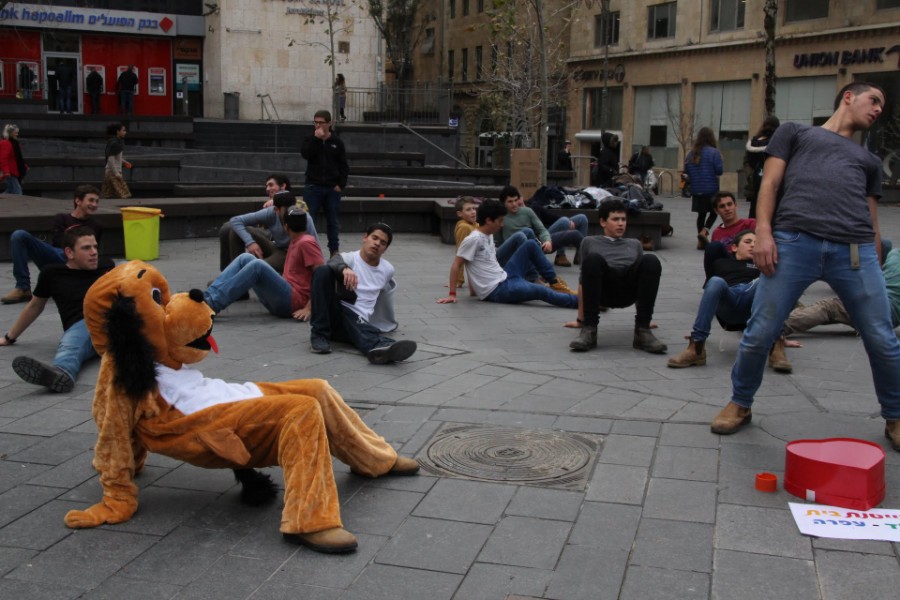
63, 261, 418, 553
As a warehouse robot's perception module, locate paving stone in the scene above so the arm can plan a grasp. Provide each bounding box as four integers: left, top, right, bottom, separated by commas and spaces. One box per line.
79, 575, 183, 600
816, 549, 900, 600
811, 535, 896, 555
711, 549, 818, 600
651, 446, 719, 482
0, 460, 50, 494
643, 479, 717, 523
168, 553, 285, 600
119, 525, 243, 585
0, 500, 76, 550
7, 431, 97, 465
105, 487, 218, 536
151, 463, 240, 493
0, 408, 91, 436
432, 408, 557, 428
375, 516, 493, 574
610, 419, 662, 437
715, 504, 813, 560
0, 578, 83, 600
0, 545, 36, 576
552, 415, 613, 434
26, 451, 97, 489
568, 502, 641, 551
340, 487, 424, 536
505, 486, 583, 521
660, 423, 721, 448
341, 564, 462, 600
273, 532, 387, 588
630, 518, 713, 573
413, 478, 516, 524
620, 565, 710, 600
585, 463, 648, 505
597, 433, 657, 467
454, 563, 553, 600
0, 484, 62, 528
0, 432, 44, 456
478, 515, 571, 569
6, 528, 158, 589
247, 581, 340, 600
544, 543, 629, 600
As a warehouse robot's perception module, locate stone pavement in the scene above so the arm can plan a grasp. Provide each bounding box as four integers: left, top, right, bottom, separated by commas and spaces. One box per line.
1, 197, 899, 599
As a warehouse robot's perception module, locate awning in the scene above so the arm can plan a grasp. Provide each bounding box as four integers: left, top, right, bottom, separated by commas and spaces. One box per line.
574, 129, 622, 143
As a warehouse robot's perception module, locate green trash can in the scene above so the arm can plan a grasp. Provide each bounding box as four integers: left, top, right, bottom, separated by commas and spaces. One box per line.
121, 206, 163, 260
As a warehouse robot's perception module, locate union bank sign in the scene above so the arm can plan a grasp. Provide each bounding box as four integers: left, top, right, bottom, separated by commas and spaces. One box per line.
793, 46, 900, 69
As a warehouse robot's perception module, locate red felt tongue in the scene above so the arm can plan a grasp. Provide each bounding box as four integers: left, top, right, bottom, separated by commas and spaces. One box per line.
207, 335, 218, 354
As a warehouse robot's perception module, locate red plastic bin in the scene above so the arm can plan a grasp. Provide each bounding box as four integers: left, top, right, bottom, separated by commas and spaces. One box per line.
784, 438, 885, 510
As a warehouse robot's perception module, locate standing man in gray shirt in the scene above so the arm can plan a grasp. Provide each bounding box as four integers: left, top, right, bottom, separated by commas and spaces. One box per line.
568, 199, 667, 354
711, 82, 900, 453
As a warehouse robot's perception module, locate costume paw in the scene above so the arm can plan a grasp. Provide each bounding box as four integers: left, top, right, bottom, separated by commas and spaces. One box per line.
64, 498, 137, 529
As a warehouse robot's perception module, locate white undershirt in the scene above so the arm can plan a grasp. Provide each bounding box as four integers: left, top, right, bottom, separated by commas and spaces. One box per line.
155, 364, 262, 415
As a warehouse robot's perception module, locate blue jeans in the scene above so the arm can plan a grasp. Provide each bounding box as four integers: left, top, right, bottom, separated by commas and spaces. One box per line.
691, 277, 757, 342
54, 319, 97, 382
486, 240, 577, 308
309, 265, 395, 352
496, 230, 540, 281
304, 184, 342, 253
731, 230, 900, 419
3, 176, 22, 195
58, 85, 73, 112
548, 215, 588, 257
119, 90, 134, 114
204, 254, 292, 317
11, 230, 66, 290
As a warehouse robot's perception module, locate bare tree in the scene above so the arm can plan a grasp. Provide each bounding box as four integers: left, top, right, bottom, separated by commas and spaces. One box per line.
665, 87, 695, 159
368, 0, 434, 88
763, 0, 777, 116
476, 0, 576, 182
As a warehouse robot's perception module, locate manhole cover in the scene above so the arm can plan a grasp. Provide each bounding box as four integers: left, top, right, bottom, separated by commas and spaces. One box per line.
417, 423, 601, 491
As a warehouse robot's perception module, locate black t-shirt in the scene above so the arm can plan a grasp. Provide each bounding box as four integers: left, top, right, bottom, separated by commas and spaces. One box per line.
33, 258, 115, 330
711, 256, 759, 287
51, 213, 103, 248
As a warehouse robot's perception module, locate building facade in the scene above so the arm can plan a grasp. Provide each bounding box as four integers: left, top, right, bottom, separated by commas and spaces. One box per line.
566, 0, 900, 191
0, 1, 205, 116
202, 0, 383, 122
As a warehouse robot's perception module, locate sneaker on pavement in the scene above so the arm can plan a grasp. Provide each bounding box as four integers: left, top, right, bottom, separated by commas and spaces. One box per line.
310, 336, 332, 354
1, 288, 32, 304
12, 356, 74, 393
366, 340, 417, 364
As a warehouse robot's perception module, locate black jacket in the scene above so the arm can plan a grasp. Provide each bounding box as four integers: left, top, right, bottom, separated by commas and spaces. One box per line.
301, 133, 349, 189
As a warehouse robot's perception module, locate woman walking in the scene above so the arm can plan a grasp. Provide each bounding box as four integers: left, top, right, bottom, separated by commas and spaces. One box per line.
0, 124, 28, 195
684, 127, 723, 249
334, 74, 347, 122
102, 122, 132, 199
742, 116, 780, 219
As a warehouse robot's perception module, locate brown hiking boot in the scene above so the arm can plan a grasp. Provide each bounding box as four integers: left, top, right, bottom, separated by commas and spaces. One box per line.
569, 325, 598, 352
554, 254, 571, 267
886, 420, 900, 452
283, 527, 358, 553
710, 402, 752, 435
633, 327, 667, 354
667, 340, 706, 368
697, 228, 709, 250
1, 288, 31, 304
768, 337, 793, 373
549, 276, 576, 296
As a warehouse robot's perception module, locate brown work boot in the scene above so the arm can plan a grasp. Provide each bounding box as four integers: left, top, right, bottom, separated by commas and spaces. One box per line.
549, 276, 576, 296
639, 235, 654, 251
1, 288, 31, 304
569, 325, 598, 352
697, 228, 709, 250
886, 420, 900, 452
768, 337, 793, 373
710, 402, 752, 435
283, 527, 358, 553
667, 339, 706, 368
633, 327, 667, 354
554, 254, 571, 267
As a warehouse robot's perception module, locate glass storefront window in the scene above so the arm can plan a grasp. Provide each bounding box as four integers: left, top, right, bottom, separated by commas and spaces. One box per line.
583, 86, 623, 131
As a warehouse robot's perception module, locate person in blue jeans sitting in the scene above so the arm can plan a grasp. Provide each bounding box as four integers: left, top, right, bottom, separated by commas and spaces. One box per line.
710, 82, 900, 452
436, 199, 577, 308
205, 205, 323, 320
0, 227, 114, 392
2, 184, 103, 305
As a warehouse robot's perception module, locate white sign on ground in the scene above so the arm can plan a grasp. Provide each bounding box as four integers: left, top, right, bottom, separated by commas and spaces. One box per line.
790, 502, 900, 542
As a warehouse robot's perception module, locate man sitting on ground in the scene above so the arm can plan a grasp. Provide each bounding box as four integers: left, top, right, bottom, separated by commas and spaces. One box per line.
0, 227, 114, 392
205, 203, 323, 320
496, 185, 583, 269
309, 223, 417, 364
569, 199, 667, 354
217, 174, 318, 273
2, 184, 103, 304
436, 199, 577, 307
668, 230, 792, 371
704, 191, 756, 279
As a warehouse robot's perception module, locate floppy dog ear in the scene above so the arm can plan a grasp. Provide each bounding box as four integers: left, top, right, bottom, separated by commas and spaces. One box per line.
106, 295, 157, 398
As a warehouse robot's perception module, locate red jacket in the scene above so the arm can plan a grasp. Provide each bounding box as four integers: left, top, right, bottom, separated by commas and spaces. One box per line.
0, 139, 23, 177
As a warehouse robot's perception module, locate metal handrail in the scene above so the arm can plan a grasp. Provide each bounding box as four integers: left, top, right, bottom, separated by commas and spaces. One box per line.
257, 94, 281, 122
393, 122, 471, 169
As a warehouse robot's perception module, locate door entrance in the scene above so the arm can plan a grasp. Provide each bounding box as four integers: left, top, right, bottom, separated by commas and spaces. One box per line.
45, 55, 80, 113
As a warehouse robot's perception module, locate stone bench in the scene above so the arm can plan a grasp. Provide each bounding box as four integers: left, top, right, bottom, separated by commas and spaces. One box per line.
434, 202, 672, 250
